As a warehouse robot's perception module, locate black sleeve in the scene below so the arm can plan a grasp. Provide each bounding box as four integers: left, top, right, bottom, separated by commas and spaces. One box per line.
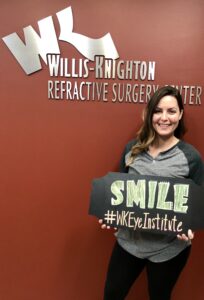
185, 145, 204, 186
119, 139, 137, 173
189, 156, 204, 186
178, 141, 204, 186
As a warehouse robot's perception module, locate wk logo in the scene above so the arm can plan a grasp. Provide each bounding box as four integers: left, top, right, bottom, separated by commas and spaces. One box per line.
2, 6, 119, 75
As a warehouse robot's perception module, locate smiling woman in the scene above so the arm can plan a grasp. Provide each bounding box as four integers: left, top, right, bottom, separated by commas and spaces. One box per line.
101, 86, 204, 300
152, 96, 183, 138
128, 85, 186, 162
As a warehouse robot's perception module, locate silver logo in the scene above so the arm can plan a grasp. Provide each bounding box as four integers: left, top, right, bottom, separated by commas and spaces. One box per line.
2, 6, 119, 75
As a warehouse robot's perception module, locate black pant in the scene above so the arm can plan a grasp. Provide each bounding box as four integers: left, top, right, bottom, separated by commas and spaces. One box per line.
104, 242, 191, 300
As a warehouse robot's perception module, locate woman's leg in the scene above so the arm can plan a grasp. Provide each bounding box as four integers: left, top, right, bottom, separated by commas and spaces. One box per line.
104, 242, 146, 300
146, 246, 191, 300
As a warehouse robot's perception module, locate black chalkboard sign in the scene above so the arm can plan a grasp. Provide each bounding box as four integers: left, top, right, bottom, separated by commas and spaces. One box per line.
89, 172, 204, 235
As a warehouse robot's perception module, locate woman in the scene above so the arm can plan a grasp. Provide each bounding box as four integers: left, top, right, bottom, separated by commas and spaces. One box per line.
100, 86, 204, 300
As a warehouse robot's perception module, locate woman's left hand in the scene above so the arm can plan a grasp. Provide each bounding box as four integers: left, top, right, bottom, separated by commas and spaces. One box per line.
177, 229, 194, 241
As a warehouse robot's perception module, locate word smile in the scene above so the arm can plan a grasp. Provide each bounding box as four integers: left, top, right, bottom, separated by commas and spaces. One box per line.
111, 179, 189, 213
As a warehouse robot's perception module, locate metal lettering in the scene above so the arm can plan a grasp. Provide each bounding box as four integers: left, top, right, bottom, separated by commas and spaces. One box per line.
2, 16, 60, 74
57, 7, 119, 61
195, 86, 202, 105
2, 6, 119, 75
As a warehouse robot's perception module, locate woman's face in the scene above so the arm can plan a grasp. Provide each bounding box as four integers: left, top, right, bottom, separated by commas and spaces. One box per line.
152, 95, 183, 139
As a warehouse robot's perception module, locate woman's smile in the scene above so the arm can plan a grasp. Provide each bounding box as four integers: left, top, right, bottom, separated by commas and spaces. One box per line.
152, 95, 183, 138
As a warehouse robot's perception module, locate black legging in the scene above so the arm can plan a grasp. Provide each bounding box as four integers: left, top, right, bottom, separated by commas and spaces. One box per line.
104, 242, 191, 300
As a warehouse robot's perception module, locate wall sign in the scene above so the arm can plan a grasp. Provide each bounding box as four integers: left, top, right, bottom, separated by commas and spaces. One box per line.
89, 172, 204, 235
2, 5, 202, 105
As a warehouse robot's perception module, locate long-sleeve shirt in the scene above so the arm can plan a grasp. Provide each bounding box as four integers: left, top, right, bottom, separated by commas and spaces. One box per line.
116, 139, 204, 262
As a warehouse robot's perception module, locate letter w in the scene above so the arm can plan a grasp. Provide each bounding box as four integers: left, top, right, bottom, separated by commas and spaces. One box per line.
2, 16, 60, 75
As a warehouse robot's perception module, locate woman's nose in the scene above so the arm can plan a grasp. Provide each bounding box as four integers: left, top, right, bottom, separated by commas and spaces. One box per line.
161, 111, 168, 120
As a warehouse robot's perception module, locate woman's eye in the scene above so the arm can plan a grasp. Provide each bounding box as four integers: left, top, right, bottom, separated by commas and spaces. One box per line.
154, 109, 161, 113
153, 109, 177, 114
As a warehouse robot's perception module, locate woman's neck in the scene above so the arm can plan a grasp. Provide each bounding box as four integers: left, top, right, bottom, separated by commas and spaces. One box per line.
148, 136, 179, 158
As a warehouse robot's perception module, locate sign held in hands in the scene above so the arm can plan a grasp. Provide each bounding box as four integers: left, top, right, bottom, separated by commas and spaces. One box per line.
89, 172, 204, 235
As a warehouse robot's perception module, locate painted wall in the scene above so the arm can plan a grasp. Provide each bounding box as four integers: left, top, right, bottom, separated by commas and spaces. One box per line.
0, 0, 203, 299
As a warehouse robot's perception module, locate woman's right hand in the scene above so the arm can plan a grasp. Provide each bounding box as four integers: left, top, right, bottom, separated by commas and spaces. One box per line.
99, 219, 110, 229
99, 219, 117, 230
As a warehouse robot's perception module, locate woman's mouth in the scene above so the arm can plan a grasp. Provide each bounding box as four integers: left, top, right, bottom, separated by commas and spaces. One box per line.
158, 123, 171, 128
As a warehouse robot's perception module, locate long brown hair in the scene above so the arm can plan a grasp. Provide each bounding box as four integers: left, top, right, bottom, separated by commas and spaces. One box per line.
128, 86, 186, 164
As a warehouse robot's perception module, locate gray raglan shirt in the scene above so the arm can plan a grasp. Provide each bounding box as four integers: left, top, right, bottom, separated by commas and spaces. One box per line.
115, 139, 204, 262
